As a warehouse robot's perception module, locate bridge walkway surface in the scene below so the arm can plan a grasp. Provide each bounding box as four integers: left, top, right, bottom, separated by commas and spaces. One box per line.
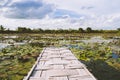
24, 47, 97, 80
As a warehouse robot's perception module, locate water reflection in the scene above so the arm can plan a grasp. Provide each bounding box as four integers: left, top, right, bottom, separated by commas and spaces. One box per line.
0, 43, 10, 49
112, 53, 119, 59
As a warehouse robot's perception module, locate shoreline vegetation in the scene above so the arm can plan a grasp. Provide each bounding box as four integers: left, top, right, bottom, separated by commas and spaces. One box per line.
0, 25, 120, 34
0, 26, 120, 80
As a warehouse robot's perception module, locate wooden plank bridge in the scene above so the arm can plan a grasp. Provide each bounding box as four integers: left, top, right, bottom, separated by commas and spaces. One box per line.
24, 47, 97, 80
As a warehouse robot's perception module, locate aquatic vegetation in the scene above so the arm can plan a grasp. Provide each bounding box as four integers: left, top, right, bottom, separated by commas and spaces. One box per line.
71, 42, 120, 80
0, 44, 43, 80
0, 33, 120, 80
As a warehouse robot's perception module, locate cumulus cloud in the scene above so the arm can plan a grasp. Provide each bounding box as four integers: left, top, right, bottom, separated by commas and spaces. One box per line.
0, 0, 85, 19
1, 0, 55, 19
0, 0, 10, 7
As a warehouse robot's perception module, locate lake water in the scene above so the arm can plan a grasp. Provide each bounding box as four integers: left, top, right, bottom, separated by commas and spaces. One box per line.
0, 43, 10, 50
0, 42, 26, 50
81, 37, 113, 44
112, 53, 119, 59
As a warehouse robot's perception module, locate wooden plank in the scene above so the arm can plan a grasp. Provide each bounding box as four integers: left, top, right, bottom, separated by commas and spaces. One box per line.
69, 77, 94, 80
31, 71, 42, 77
65, 64, 84, 69
56, 77, 68, 80
77, 69, 89, 76
38, 61, 45, 65
35, 65, 53, 71
40, 71, 47, 78
29, 77, 45, 80
24, 47, 97, 80
53, 65, 64, 69
47, 70, 79, 77
48, 77, 68, 80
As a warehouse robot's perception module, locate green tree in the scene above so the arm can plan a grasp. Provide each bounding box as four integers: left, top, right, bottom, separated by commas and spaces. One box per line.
17, 27, 31, 32
78, 28, 84, 32
86, 27, 92, 33
117, 28, 120, 31
0, 25, 5, 31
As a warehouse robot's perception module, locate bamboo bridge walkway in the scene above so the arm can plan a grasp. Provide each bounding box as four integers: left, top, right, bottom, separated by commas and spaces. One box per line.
24, 47, 97, 80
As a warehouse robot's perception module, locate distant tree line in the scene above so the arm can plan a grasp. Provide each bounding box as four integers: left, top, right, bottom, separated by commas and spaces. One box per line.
0, 25, 120, 34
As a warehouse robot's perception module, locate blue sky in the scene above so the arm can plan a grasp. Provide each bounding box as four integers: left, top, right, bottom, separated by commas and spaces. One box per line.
0, 0, 120, 30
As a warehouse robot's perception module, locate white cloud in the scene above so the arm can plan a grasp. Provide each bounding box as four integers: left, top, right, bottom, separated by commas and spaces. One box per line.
1, 0, 55, 19
0, 0, 10, 7
44, 0, 120, 15
0, 0, 120, 30
1, 14, 120, 30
